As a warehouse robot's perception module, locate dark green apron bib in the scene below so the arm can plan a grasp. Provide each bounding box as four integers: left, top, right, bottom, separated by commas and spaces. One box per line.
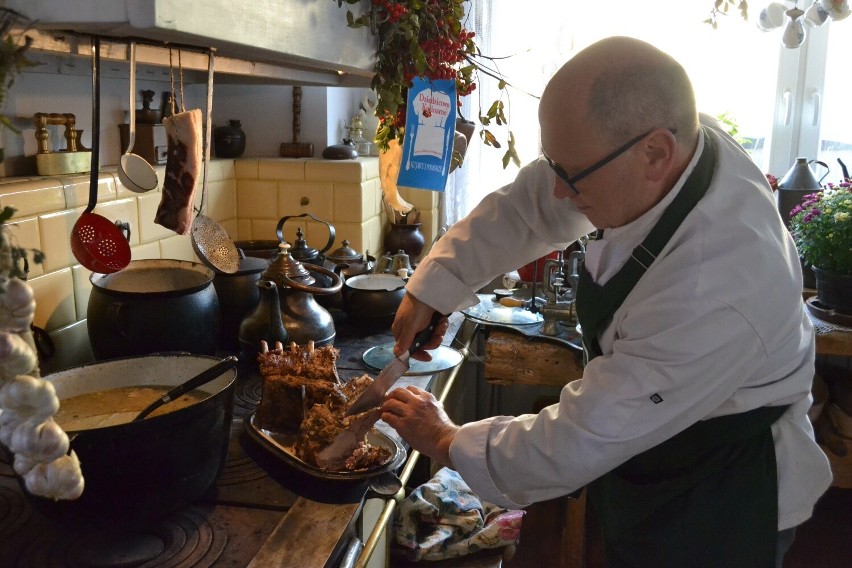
575, 130, 786, 567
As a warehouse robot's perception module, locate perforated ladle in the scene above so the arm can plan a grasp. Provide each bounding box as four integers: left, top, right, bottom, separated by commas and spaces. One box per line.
117, 42, 158, 193
190, 48, 239, 274
70, 37, 132, 274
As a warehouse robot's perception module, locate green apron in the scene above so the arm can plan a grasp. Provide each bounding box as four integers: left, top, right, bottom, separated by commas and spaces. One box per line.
575, 129, 786, 567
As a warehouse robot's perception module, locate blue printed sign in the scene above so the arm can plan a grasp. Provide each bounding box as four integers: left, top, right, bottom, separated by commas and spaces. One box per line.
397, 77, 457, 192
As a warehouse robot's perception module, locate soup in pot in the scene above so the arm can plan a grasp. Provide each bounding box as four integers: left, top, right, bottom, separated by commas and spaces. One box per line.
54, 386, 208, 431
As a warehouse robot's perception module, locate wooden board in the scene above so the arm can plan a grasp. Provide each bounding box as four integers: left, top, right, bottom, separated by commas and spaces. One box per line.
484, 329, 584, 387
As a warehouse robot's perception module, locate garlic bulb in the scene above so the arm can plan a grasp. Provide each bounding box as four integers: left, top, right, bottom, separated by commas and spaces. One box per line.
10, 418, 69, 463
13, 451, 38, 476
0, 331, 38, 380
0, 374, 59, 424
0, 406, 22, 447
23, 450, 85, 501
0, 277, 35, 332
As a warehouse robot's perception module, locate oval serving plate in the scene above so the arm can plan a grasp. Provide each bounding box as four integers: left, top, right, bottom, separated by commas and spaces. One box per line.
246, 413, 406, 481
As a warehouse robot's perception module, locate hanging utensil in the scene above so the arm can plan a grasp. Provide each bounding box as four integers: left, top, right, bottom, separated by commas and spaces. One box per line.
69, 37, 131, 274
117, 42, 158, 193
190, 48, 239, 274
132, 355, 238, 421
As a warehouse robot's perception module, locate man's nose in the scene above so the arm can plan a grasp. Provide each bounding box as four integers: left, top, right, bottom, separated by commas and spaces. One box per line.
553, 178, 574, 199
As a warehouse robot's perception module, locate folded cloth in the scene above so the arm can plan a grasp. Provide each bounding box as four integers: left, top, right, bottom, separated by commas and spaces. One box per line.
395, 467, 525, 562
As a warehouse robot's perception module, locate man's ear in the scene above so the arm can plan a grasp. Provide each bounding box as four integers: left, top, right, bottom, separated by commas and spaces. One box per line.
642, 129, 678, 183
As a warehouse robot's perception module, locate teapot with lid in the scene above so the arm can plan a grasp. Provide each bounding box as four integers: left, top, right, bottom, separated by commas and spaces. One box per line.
261, 243, 342, 346
326, 239, 375, 278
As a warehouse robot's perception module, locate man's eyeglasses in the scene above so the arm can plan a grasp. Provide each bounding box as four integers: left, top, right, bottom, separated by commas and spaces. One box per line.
544, 128, 677, 196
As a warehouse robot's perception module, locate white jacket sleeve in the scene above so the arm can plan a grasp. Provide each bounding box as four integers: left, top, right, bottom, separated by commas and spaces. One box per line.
406, 158, 595, 315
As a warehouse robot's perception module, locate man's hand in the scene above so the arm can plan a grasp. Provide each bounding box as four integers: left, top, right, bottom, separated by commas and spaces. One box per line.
381, 386, 459, 468
391, 293, 449, 361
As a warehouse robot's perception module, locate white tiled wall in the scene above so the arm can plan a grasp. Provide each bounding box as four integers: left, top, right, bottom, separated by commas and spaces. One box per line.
1, 156, 439, 374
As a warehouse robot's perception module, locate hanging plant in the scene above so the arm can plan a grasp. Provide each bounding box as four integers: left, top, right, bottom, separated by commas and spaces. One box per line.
0, 8, 39, 133
332, 0, 521, 170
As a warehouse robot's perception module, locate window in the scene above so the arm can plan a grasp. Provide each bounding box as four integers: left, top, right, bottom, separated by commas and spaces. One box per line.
449, 1, 851, 223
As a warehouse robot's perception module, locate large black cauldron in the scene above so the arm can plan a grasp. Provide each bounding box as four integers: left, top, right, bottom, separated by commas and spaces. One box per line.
20, 353, 236, 525
87, 259, 220, 359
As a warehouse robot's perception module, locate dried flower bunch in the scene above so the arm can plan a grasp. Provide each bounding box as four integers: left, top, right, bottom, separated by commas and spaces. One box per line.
333, 0, 520, 168
790, 183, 852, 274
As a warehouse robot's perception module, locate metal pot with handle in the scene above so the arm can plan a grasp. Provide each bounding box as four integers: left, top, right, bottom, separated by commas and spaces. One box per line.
87, 259, 220, 359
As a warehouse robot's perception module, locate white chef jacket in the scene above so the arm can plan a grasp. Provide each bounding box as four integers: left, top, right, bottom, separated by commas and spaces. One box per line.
405, 122, 833, 531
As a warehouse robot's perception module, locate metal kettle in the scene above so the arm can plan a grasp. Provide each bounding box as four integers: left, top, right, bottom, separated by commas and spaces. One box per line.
260, 243, 343, 346
776, 157, 830, 229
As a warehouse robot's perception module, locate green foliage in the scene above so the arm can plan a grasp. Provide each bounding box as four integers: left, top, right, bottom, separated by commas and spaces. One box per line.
332, 0, 520, 168
705, 0, 749, 29
790, 185, 852, 274
715, 111, 747, 145
0, 9, 39, 133
1, 206, 45, 281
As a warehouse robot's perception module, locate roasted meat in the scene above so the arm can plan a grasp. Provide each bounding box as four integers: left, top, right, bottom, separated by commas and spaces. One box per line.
295, 375, 389, 471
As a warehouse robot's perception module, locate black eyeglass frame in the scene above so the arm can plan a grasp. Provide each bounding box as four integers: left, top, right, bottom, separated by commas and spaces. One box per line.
544, 128, 678, 196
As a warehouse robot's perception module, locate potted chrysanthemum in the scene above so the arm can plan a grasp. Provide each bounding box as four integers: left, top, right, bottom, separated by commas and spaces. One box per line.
789, 183, 852, 313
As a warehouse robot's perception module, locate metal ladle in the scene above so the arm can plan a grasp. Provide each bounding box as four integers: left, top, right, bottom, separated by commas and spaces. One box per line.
117, 42, 158, 194
133, 355, 238, 421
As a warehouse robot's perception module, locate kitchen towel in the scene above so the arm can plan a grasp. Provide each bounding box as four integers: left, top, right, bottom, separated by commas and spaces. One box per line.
394, 467, 524, 562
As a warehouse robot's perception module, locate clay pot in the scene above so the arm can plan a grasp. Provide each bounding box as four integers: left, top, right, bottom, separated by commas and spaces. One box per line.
385, 222, 425, 259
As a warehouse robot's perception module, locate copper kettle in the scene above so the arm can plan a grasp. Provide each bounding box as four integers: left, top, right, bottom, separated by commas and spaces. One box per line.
260, 243, 342, 346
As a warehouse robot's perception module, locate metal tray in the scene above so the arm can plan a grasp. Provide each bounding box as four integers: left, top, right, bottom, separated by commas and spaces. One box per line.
246, 413, 406, 481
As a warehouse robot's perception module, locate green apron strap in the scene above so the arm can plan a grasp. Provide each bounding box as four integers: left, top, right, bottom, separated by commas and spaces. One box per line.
576, 128, 716, 362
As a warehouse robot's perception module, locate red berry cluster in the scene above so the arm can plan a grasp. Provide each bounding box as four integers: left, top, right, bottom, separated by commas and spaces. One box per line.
372, 0, 408, 24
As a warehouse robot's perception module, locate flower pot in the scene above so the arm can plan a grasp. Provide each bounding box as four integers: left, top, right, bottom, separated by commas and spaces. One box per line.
813, 267, 852, 314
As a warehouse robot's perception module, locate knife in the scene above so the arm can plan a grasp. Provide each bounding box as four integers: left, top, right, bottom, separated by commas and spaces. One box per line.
345, 312, 443, 416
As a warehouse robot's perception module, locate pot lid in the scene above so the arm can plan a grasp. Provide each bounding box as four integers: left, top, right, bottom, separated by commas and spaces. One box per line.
222, 255, 269, 277
326, 239, 363, 263
261, 243, 314, 285
290, 227, 320, 261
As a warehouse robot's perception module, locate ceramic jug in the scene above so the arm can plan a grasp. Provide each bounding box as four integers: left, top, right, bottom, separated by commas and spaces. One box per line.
776, 157, 830, 229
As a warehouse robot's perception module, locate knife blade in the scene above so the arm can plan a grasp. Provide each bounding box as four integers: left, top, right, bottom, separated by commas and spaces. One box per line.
345, 312, 442, 416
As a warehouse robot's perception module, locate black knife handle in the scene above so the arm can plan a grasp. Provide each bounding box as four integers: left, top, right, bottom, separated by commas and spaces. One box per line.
408, 312, 444, 357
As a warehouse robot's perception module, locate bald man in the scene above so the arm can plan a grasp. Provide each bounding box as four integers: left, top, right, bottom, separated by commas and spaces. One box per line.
382, 37, 831, 567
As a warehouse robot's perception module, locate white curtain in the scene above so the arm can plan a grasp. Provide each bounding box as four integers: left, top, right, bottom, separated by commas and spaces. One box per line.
442, 0, 576, 227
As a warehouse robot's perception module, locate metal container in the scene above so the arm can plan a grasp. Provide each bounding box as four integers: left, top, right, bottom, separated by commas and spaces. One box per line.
87, 259, 220, 359
20, 353, 236, 525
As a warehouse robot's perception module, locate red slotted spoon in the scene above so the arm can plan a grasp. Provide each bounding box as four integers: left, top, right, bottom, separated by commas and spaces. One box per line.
70, 36, 131, 274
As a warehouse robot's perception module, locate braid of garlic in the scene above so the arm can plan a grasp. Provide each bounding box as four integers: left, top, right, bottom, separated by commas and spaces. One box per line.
0, 222, 84, 501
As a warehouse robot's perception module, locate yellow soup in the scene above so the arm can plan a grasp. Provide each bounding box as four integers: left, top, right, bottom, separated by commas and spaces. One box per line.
54, 386, 208, 431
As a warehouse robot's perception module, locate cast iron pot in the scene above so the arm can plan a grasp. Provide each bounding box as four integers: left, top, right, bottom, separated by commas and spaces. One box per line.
19, 353, 236, 525
87, 259, 220, 359
340, 273, 406, 329
212, 255, 270, 351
